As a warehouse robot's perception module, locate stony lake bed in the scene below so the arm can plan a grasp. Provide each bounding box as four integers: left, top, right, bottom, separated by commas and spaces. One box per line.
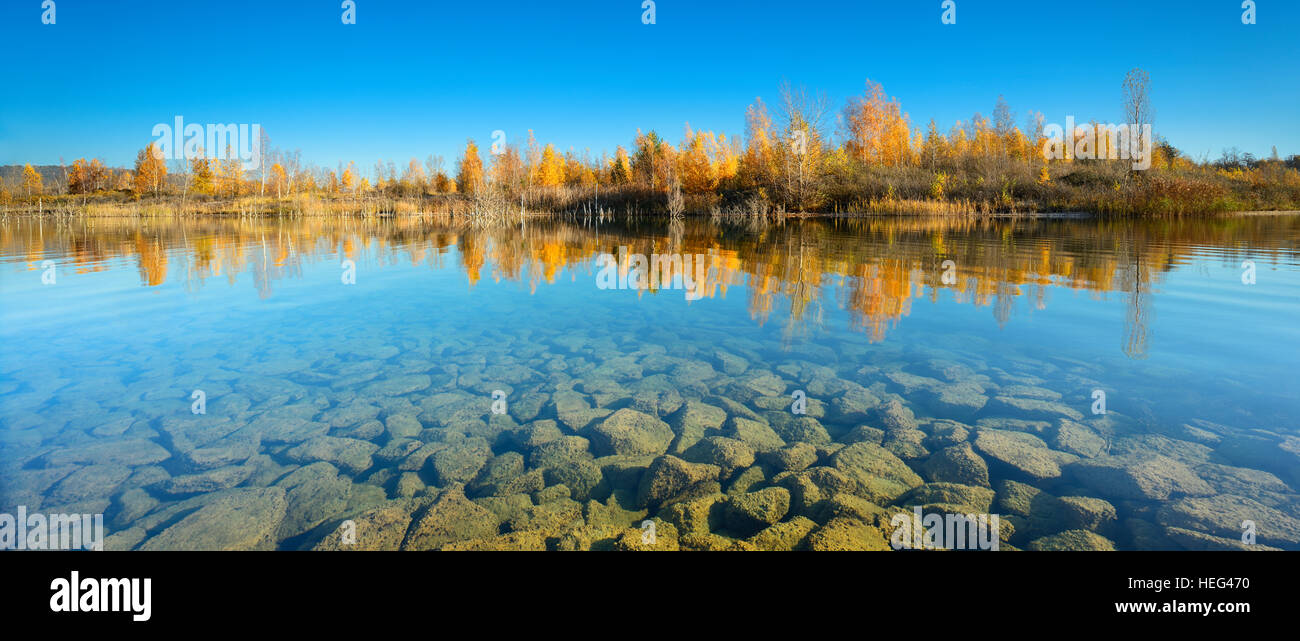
1, 214, 1298, 551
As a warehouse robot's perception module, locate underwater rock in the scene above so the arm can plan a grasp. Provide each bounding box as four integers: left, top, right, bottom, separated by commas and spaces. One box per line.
921, 443, 990, 487
973, 429, 1067, 480
527, 435, 593, 468
1157, 495, 1300, 547
923, 382, 989, 418
317, 403, 382, 429
760, 442, 820, 474
724, 416, 785, 453
923, 419, 972, 449
748, 516, 817, 551
286, 436, 379, 476
141, 487, 287, 551
250, 416, 330, 445
1193, 462, 1292, 506
713, 349, 750, 376
1027, 529, 1115, 551
48, 464, 132, 506
988, 396, 1084, 422
274, 462, 352, 540
384, 414, 423, 440
544, 459, 605, 501
832, 385, 883, 422
311, 499, 424, 551
1057, 496, 1118, 533
684, 436, 755, 477
38, 438, 170, 468
362, 374, 432, 397
1065, 455, 1212, 501
402, 488, 498, 549
108, 488, 159, 530
973, 417, 1054, 435
842, 425, 886, 445
635, 455, 722, 509
468, 452, 526, 497
829, 442, 923, 504
1052, 420, 1107, 458
662, 493, 726, 536
374, 438, 423, 465
587, 408, 675, 457
153, 464, 254, 497
725, 465, 768, 495
768, 415, 832, 446
613, 519, 680, 551
895, 482, 995, 514
1164, 527, 1282, 551
428, 439, 491, 486
882, 429, 929, 461
871, 398, 919, 433
806, 516, 891, 551
440, 531, 550, 551
178, 435, 259, 472
667, 400, 728, 455
1213, 431, 1300, 487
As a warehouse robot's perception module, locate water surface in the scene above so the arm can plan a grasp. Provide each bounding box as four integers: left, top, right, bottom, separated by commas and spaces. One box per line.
2, 213, 1297, 550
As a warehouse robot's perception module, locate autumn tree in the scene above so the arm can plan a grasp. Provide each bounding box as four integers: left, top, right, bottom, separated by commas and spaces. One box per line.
537, 144, 564, 187
133, 143, 168, 197
21, 164, 43, 198
456, 139, 484, 195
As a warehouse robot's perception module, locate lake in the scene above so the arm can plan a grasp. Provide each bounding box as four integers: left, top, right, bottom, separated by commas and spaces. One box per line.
1, 213, 1297, 550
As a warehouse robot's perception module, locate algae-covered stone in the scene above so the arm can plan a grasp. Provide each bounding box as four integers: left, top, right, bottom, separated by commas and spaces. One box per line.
1164, 527, 1283, 551
973, 429, 1065, 480
1027, 529, 1115, 551
724, 487, 790, 534
828, 442, 923, 504
749, 516, 817, 550
47, 464, 132, 505
153, 464, 254, 497
440, 530, 550, 551
1052, 420, 1107, 458
286, 436, 379, 475
818, 493, 887, 524
635, 455, 721, 508
882, 429, 929, 461
613, 519, 680, 551
39, 438, 171, 467
761, 442, 819, 473
528, 435, 593, 468
662, 493, 726, 536
428, 439, 490, 485
402, 488, 498, 549
1156, 495, 1300, 546
544, 459, 604, 501
921, 443, 989, 487
895, 482, 995, 513
806, 516, 891, 550
832, 386, 882, 421
1057, 496, 1117, 533
924, 419, 971, 448
668, 400, 727, 455
989, 396, 1084, 421
684, 436, 755, 476
724, 416, 785, 453
384, 414, 423, 440
274, 462, 353, 539
871, 398, 919, 433
768, 414, 832, 446
311, 499, 422, 551
141, 487, 287, 551
588, 408, 674, 457
1065, 455, 1212, 501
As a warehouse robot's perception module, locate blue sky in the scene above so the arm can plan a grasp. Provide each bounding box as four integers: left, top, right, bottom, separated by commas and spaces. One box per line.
1, 0, 1296, 171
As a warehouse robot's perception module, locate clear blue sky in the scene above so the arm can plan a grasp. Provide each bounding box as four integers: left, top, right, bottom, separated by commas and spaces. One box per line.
1, 0, 1296, 171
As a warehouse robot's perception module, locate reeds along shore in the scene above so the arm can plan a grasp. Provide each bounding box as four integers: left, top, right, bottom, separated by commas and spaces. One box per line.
5, 79, 1300, 219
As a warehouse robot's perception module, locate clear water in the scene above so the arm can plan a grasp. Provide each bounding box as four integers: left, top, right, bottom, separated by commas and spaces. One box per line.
1, 214, 1297, 550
